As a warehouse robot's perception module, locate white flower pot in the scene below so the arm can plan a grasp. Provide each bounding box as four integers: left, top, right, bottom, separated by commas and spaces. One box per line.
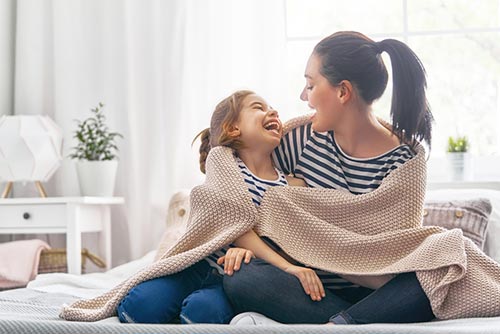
446, 152, 471, 181
76, 160, 118, 197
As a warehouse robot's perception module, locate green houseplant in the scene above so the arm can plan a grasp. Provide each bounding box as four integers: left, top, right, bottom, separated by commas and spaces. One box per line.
70, 103, 123, 196
446, 135, 470, 181
447, 136, 469, 153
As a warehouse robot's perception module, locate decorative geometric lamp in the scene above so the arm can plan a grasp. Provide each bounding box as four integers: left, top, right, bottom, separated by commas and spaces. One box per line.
0, 115, 63, 198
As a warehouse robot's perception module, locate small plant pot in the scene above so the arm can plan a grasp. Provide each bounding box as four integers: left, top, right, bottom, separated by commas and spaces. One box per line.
76, 160, 118, 197
446, 152, 471, 181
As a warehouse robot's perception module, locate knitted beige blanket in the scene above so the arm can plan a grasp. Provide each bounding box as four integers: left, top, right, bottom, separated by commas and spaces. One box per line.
60, 117, 500, 322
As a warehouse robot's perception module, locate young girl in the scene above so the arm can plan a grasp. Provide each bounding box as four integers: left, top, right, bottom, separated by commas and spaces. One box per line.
116, 90, 324, 324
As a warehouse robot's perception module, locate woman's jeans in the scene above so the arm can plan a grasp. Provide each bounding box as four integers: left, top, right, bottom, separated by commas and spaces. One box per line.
117, 260, 234, 324
223, 258, 435, 324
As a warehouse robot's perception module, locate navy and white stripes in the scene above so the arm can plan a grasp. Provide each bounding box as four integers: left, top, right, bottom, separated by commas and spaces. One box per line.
235, 156, 288, 206
273, 123, 414, 194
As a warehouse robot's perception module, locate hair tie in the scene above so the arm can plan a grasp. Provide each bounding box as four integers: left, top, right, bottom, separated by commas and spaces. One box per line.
375, 41, 384, 54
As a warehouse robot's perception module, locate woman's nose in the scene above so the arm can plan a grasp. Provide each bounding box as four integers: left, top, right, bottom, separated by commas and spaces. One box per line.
300, 87, 308, 101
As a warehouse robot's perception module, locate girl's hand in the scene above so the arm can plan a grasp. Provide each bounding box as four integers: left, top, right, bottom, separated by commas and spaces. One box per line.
217, 247, 255, 275
285, 265, 325, 301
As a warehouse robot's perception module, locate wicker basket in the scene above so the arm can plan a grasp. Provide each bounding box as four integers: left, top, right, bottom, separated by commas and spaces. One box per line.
38, 248, 106, 274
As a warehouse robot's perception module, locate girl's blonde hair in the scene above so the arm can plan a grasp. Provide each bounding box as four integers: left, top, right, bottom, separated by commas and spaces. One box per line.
194, 90, 255, 174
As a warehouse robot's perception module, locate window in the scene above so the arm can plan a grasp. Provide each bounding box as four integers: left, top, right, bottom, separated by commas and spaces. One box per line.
284, 0, 500, 157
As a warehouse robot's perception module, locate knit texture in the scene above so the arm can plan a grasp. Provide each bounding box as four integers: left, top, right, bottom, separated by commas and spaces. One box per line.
60, 116, 500, 322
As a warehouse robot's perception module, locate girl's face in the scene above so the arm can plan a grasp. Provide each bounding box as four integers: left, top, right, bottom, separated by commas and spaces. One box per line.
300, 53, 342, 132
234, 94, 282, 151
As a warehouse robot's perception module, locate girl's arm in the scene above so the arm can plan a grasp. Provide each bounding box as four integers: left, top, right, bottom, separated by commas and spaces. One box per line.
219, 229, 325, 301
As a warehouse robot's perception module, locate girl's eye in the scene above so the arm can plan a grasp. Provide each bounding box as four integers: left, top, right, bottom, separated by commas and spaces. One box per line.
306, 85, 313, 90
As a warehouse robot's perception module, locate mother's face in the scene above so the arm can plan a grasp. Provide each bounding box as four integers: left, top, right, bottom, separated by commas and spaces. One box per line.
301, 53, 342, 132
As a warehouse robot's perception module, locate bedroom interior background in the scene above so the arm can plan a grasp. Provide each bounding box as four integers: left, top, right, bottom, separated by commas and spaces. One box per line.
0, 0, 499, 270
0, 0, 287, 267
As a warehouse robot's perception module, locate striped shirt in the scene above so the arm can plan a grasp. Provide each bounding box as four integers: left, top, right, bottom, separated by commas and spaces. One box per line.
235, 156, 288, 206
272, 123, 415, 289
205, 156, 288, 273
273, 123, 414, 194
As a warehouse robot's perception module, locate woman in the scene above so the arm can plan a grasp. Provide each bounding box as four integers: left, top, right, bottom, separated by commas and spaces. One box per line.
223, 31, 435, 324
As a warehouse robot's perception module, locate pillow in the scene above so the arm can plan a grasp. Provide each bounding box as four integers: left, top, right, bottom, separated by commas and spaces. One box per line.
426, 189, 500, 263
155, 190, 191, 261
423, 198, 492, 250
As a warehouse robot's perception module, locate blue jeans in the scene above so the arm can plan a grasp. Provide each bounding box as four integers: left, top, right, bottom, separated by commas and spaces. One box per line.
223, 258, 435, 324
117, 260, 234, 324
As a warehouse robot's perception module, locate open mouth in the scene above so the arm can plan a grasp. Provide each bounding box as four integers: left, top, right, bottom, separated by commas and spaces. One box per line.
263, 120, 281, 135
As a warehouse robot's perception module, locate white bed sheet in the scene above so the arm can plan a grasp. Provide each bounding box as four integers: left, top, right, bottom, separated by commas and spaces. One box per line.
27, 250, 155, 299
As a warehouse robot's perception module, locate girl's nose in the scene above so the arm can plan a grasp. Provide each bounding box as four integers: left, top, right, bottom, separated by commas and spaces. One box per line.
268, 109, 279, 118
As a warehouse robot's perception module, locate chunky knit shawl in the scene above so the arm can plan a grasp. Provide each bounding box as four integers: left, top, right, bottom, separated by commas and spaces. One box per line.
61, 116, 500, 322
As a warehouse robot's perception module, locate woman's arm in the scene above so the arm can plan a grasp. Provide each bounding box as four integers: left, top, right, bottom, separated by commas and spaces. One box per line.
219, 229, 325, 301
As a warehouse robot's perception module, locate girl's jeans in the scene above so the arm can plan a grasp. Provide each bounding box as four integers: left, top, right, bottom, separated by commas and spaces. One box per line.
117, 260, 234, 324
223, 258, 435, 324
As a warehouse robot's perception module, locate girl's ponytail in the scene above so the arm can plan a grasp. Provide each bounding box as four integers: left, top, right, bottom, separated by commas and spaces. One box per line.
193, 128, 211, 174
378, 39, 433, 149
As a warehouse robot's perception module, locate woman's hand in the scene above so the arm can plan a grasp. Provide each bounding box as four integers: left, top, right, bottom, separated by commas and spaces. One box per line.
217, 247, 255, 276
285, 265, 325, 301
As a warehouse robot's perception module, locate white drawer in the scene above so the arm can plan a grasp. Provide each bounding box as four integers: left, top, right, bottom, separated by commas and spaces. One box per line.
0, 204, 66, 229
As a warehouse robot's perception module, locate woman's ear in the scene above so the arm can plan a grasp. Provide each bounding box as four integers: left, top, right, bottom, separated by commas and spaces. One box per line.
338, 80, 353, 103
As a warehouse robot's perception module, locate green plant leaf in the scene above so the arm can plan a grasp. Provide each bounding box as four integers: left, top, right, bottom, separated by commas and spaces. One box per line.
447, 135, 469, 153
69, 103, 123, 161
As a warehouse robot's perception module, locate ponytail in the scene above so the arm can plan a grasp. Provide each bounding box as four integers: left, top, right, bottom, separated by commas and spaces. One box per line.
378, 39, 433, 149
192, 128, 211, 174
314, 31, 433, 150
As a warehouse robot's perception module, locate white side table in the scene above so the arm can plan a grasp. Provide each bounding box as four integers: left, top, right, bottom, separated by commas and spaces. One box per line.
0, 197, 124, 274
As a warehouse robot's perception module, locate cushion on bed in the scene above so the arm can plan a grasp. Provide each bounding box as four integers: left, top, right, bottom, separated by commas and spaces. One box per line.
426, 189, 500, 263
155, 190, 191, 260
422, 199, 492, 250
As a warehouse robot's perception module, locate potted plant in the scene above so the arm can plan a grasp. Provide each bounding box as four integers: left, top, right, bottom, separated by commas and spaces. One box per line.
70, 103, 123, 196
446, 135, 470, 181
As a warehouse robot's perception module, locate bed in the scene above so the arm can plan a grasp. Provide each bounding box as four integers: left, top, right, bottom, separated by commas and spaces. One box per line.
1, 187, 500, 334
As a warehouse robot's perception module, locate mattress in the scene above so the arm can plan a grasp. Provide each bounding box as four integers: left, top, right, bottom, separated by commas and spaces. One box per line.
1, 284, 499, 334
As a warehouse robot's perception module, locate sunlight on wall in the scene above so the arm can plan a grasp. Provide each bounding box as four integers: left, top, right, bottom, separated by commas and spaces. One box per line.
284, 0, 500, 158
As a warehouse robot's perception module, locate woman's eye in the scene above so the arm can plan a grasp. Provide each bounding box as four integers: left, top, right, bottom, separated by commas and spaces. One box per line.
306, 86, 313, 90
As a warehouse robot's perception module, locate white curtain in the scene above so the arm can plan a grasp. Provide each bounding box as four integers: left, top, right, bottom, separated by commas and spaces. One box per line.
6, 0, 286, 265
0, 0, 15, 116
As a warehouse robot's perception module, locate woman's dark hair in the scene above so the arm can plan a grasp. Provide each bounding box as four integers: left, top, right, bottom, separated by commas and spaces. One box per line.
193, 90, 254, 174
313, 31, 433, 149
